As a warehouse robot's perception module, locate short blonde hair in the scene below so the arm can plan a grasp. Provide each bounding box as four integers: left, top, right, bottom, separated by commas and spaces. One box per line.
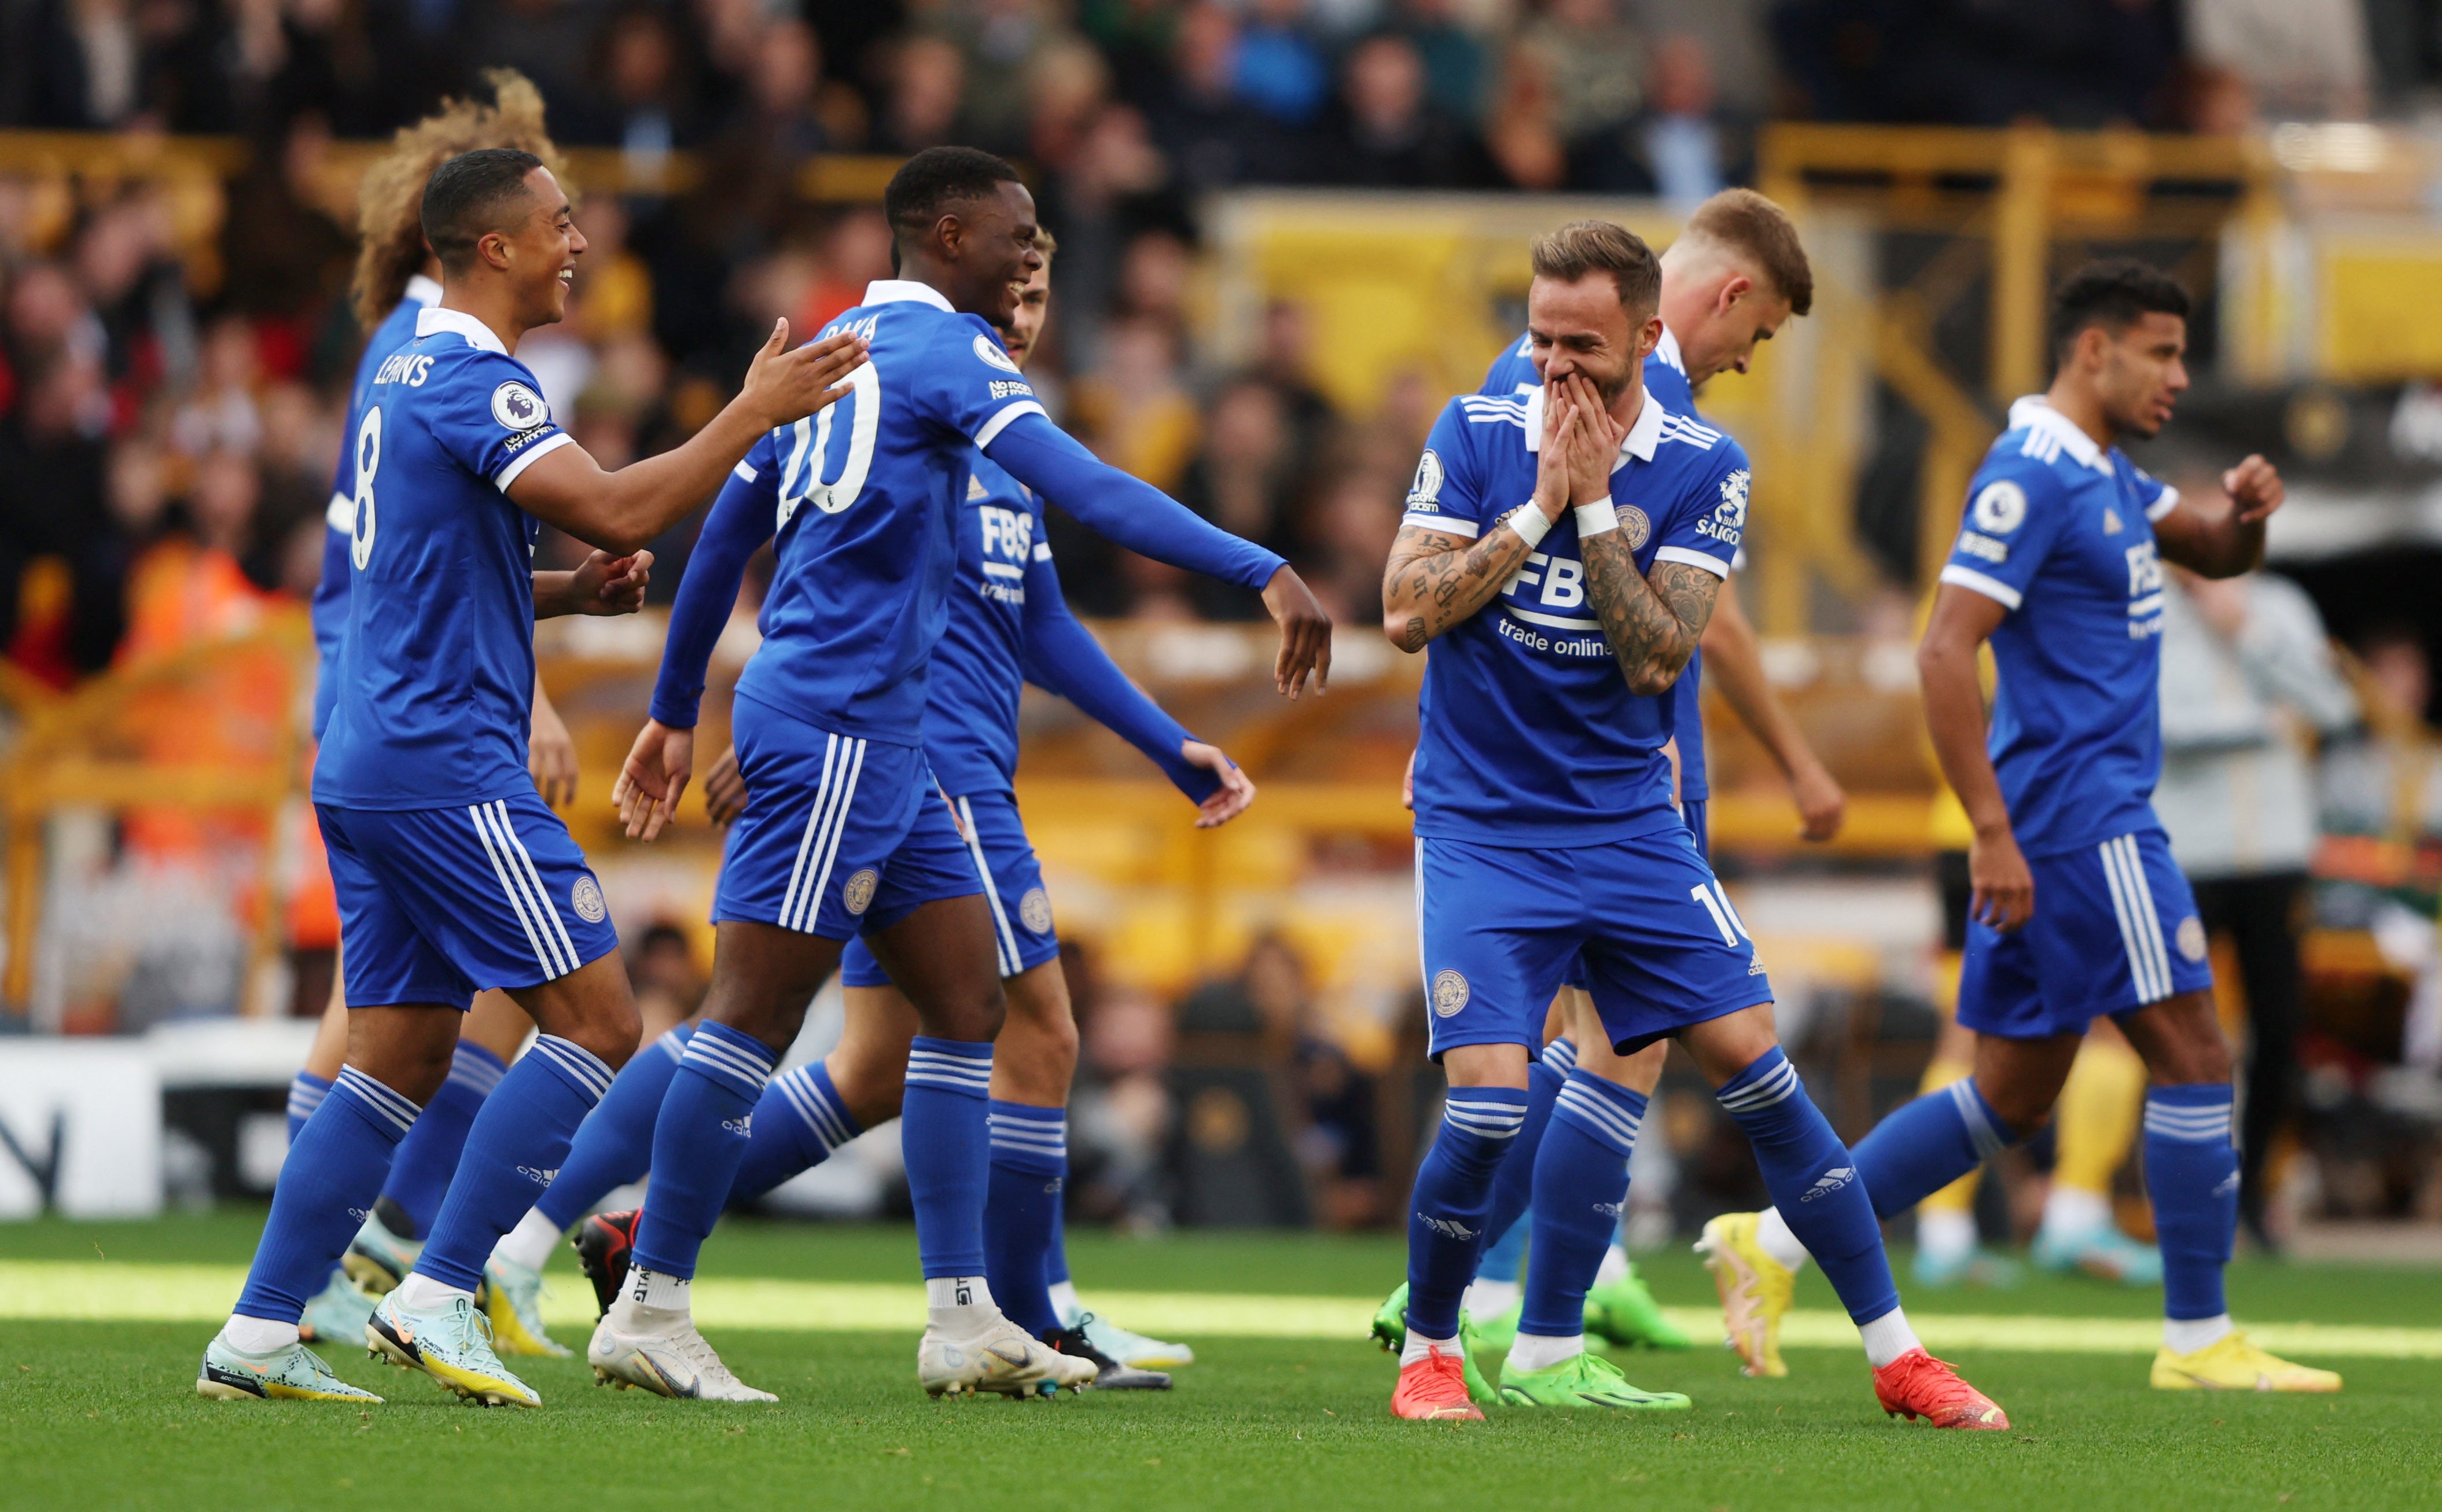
1530, 220, 1661, 317
1682, 189, 1812, 317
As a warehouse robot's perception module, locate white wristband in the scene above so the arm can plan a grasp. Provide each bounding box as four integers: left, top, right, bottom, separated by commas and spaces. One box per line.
1507, 506, 1552, 549
1575, 501, 1620, 537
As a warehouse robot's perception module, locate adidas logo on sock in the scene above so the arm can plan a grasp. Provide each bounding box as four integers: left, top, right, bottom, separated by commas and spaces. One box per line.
2213, 1171, 2241, 1197
1799, 1166, 1855, 1202
515, 1165, 560, 1185
1416, 1213, 1479, 1241
1594, 1201, 1624, 1217
722, 1115, 754, 1136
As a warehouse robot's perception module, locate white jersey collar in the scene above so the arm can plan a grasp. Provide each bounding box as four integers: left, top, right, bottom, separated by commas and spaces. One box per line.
862, 278, 956, 313
1655, 325, 1686, 376
415, 304, 508, 355
1522, 382, 1665, 462
2009, 394, 2114, 474
404, 273, 442, 308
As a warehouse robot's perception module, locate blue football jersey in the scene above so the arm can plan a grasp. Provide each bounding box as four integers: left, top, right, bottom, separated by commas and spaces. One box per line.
923, 454, 1045, 795
312, 306, 572, 808
1939, 396, 2178, 857
1403, 383, 1751, 847
314, 274, 439, 737
723, 281, 1050, 742
1481, 327, 1715, 801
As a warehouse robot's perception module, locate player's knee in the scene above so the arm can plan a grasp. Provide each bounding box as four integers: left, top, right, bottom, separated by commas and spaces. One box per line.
919, 979, 1006, 1045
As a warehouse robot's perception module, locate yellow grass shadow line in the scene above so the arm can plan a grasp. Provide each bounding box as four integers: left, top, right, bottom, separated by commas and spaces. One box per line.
4, 1263, 2436, 1359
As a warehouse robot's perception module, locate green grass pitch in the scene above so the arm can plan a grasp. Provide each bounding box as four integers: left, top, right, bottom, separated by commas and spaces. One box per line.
4, 1212, 2437, 1511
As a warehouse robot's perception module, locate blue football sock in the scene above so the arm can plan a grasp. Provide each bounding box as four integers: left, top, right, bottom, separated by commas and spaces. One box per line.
1520, 1069, 1645, 1338
903, 1038, 995, 1281
1045, 1198, 1071, 1289
285, 1070, 332, 1145
1849, 1075, 2017, 1219
984, 1100, 1066, 1337
375, 1040, 505, 1239
234, 1067, 418, 1324
1716, 1048, 1899, 1326
629, 1022, 781, 1282
535, 1024, 696, 1230
1403, 1085, 1530, 1341
1477, 1037, 1571, 1281
730, 1060, 863, 1201
2143, 1083, 2238, 1322
412, 1036, 613, 1293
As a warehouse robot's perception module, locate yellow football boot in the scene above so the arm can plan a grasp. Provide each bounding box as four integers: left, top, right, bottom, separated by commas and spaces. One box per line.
1697, 1212, 1793, 1378
2151, 1331, 2341, 1393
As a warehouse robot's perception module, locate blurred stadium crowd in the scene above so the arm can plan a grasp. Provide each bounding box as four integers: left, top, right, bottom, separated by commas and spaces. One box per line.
4, 0, 2442, 1237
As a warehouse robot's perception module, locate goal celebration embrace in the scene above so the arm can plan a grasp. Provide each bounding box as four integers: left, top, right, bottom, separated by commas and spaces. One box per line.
16, 28, 2437, 1509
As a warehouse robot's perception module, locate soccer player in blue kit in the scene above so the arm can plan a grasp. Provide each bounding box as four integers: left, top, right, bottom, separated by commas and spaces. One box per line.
1379, 219, 2003, 1428
196, 146, 867, 1407
1385, 189, 1840, 1359
486, 235, 1226, 1389
583, 148, 1330, 1403
1702, 261, 2342, 1395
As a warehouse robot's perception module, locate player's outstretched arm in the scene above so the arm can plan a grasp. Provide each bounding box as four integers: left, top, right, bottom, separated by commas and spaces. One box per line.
509, 320, 865, 553
1701, 574, 1845, 841
983, 413, 1332, 698
531, 549, 653, 619
1918, 582, 2032, 930
612, 451, 778, 840
1557, 376, 1720, 694
2153, 454, 2282, 579
1018, 531, 1235, 810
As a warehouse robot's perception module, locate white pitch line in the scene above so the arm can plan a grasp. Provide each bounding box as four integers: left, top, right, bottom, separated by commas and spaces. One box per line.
5, 1263, 2436, 1360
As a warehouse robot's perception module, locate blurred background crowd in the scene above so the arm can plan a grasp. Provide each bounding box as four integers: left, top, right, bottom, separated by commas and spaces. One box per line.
4, 0, 2442, 1248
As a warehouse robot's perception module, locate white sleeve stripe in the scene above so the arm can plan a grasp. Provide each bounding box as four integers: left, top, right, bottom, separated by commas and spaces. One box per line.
494, 431, 574, 492
1401, 512, 1479, 538
733, 459, 758, 483
1032, 542, 1053, 561
1939, 562, 2024, 610
326, 491, 354, 531
973, 400, 1047, 450
2145, 484, 2179, 523
1654, 545, 1731, 578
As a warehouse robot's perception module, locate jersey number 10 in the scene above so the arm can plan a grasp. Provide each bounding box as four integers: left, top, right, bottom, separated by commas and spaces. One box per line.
775, 362, 882, 529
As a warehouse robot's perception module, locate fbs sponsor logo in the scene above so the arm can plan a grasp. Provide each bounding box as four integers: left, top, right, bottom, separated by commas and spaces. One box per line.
1799, 1165, 1855, 1202
1415, 1212, 1479, 1241
1432, 969, 1470, 1018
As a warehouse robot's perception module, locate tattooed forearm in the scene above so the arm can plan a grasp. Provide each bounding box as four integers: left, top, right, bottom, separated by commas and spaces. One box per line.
1380, 520, 1537, 650
1579, 539, 1720, 694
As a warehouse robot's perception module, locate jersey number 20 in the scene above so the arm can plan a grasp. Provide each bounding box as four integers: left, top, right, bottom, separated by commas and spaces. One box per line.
776, 361, 881, 528
349, 407, 381, 571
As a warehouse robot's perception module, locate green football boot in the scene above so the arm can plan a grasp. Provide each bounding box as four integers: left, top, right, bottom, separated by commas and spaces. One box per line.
1496, 1348, 1691, 1411
197, 1333, 384, 1403
1370, 1283, 1497, 1405
1584, 1263, 1691, 1350
1470, 1296, 1522, 1354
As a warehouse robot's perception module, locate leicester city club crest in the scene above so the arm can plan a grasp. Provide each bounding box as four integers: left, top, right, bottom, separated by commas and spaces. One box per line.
844, 868, 880, 915
1432, 969, 1470, 1017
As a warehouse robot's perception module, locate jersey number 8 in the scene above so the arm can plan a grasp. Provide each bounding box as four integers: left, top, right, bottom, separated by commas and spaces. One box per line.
350, 406, 382, 571
776, 361, 882, 528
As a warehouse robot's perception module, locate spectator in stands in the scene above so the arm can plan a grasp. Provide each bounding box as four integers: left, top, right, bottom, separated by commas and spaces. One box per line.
1153, 2, 1296, 192
1481, 30, 1568, 188
1066, 940, 1178, 1227
929, 0, 1087, 153
1390, 0, 1492, 125
1572, 34, 1750, 201
628, 921, 707, 1042
1324, 32, 1493, 188
2187, 0, 2375, 122
1516, 0, 1646, 152
1234, 0, 1334, 128
0, 349, 126, 679
2318, 624, 2442, 1073
875, 32, 972, 154
2157, 564, 2358, 1250
1176, 379, 1304, 620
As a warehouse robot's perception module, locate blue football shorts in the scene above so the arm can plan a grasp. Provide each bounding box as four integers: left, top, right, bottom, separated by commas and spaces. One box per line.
1560, 799, 1707, 996
1958, 826, 2213, 1040
317, 788, 620, 1010
841, 787, 1057, 987
1418, 822, 1772, 1059
711, 693, 981, 942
